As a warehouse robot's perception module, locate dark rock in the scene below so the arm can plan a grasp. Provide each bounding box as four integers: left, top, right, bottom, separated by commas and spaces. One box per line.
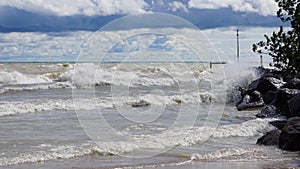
237, 102, 264, 111
262, 91, 277, 105
131, 100, 150, 107
256, 105, 278, 118
236, 91, 264, 111
249, 90, 263, 102
282, 78, 300, 90
269, 88, 300, 115
270, 120, 287, 130
237, 94, 251, 111
279, 117, 300, 151
235, 87, 247, 105
286, 94, 300, 117
257, 129, 280, 146
275, 89, 300, 102
262, 88, 300, 107
248, 76, 284, 95
237, 86, 247, 96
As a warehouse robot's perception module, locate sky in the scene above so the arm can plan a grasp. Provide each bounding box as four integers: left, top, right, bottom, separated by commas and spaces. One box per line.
0, 0, 283, 62
0, 0, 283, 32
0, 0, 278, 16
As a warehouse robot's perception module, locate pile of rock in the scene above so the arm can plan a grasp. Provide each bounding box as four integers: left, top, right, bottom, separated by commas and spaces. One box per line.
236, 67, 300, 151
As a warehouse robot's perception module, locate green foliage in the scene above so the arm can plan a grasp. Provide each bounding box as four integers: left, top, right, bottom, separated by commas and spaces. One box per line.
253, 0, 300, 74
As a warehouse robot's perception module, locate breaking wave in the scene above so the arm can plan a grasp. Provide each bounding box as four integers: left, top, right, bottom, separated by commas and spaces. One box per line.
0, 91, 214, 117
0, 118, 275, 166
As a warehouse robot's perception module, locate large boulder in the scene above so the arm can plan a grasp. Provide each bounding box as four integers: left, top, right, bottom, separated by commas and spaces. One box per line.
236, 91, 264, 111
270, 120, 287, 130
257, 129, 280, 146
248, 76, 284, 95
286, 94, 300, 117
282, 78, 300, 90
256, 105, 278, 118
275, 89, 300, 104
262, 91, 277, 105
263, 88, 300, 115
279, 117, 300, 151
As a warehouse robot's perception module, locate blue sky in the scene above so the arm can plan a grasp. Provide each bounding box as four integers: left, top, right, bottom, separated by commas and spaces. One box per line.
0, 0, 284, 32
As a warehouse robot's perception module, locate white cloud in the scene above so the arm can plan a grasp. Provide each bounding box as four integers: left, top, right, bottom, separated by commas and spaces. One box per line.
0, 27, 278, 62
188, 0, 278, 16
0, 0, 149, 16
0, 0, 278, 16
169, 1, 189, 12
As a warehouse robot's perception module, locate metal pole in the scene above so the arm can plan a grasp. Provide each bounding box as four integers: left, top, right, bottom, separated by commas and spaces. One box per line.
237, 29, 240, 62
260, 55, 263, 67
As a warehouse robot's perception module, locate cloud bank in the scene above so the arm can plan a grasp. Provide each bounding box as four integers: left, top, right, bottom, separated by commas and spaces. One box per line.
0, 0, 278, 16
188, 0, 278, 16
0, 0, 149, 16
0, 27, 276, 62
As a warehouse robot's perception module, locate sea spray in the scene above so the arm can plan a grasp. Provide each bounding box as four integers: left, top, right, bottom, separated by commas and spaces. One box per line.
223, 62, 259, 104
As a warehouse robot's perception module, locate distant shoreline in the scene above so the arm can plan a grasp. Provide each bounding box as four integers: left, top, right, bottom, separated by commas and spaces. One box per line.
0, 61, 228, 64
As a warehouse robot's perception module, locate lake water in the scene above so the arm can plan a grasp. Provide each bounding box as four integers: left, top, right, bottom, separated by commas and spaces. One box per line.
0, 62, 298, 169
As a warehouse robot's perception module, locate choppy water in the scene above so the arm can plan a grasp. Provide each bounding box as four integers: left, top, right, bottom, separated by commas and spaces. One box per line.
0, 62, 298, 169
